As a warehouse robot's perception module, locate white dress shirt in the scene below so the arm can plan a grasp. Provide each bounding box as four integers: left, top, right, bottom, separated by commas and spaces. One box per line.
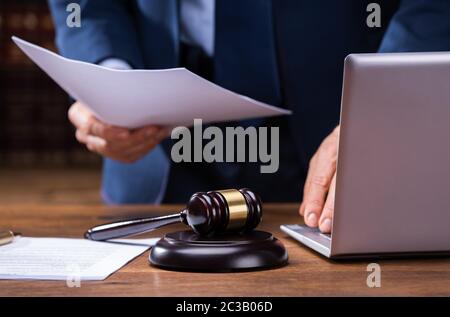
180, 0, 215, 57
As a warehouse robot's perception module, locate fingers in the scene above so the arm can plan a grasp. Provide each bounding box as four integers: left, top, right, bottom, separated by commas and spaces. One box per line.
299, 176, 310, 216
69, 101, 171, 163
117, 127, 169, 162
103, 125, 159, 152
69, 102, 129, 141
303, 148, 337, 227
299, 202, 305, 216
68, 101, 90, 130
124, 127, 171, 162
299, 126, 339, 228
303, 166, 334, 227
90, 120, 129, 141
82, 126, 169, 163
319, 172, 336, 233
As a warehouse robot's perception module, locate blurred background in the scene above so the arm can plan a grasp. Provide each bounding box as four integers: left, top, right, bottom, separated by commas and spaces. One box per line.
0, 0, 101, 204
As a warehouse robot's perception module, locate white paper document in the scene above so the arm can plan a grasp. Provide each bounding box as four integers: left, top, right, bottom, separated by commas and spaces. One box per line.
12, 36, 291, 128
0, 237, 159, 281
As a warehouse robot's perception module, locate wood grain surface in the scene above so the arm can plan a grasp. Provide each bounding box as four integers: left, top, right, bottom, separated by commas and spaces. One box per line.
1, 203, 449, 296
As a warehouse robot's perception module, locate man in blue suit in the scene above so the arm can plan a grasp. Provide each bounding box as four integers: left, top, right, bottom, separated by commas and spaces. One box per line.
49, 0, 450, 233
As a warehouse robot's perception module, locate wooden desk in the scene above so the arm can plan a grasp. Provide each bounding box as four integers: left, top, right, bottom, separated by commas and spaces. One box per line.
1, 204, 449, 296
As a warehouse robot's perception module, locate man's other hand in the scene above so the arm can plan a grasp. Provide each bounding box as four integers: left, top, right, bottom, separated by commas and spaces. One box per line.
299, 126, 339, 233
68, 101, 170, 163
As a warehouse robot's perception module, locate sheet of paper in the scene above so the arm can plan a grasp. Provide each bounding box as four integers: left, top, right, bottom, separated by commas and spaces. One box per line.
12, 36, 291, 128
0, 237, 159, 281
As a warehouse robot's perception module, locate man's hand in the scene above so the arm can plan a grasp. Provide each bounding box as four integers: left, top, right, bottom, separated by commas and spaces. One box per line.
299, 126, 339, 233
68, 101, 170, 163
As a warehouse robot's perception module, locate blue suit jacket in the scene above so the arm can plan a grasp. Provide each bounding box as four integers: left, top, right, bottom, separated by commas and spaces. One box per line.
48, 0, 450, 203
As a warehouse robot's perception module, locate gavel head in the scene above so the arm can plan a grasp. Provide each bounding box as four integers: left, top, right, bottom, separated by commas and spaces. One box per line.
181, 188, 262, 236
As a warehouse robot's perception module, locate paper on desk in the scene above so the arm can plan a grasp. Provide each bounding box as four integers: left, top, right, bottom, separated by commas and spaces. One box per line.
12, 36, 291, 128
0, 237, 159, 281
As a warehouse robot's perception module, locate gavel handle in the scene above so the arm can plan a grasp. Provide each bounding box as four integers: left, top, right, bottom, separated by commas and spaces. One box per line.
85, 213, 183, 241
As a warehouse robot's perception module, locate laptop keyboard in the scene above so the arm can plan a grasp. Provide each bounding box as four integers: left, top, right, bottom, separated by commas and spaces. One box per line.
280, 224, 332, 257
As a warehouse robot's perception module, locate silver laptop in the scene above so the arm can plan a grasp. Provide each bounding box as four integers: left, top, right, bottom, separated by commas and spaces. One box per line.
281, 52, 450, 259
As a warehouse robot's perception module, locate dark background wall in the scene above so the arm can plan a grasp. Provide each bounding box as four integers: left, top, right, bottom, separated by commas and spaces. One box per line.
0, 0, 100, 168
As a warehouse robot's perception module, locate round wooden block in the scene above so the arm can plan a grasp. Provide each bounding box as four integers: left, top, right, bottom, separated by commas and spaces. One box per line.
149, 230, 288, 272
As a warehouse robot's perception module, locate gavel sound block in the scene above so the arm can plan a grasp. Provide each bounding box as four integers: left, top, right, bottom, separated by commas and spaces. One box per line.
85, 189, 288, 272
150, 230, 287, 272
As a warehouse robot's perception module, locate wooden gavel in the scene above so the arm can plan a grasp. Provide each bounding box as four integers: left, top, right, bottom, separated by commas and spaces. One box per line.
85, 188, 262, 241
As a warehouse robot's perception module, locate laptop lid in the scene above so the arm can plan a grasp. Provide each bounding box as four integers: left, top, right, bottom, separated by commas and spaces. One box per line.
331, 52, 450, 257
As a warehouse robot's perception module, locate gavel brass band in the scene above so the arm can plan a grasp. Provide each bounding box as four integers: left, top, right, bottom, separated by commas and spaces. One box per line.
85, 188, 262, 241
217, 189, 248, 230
